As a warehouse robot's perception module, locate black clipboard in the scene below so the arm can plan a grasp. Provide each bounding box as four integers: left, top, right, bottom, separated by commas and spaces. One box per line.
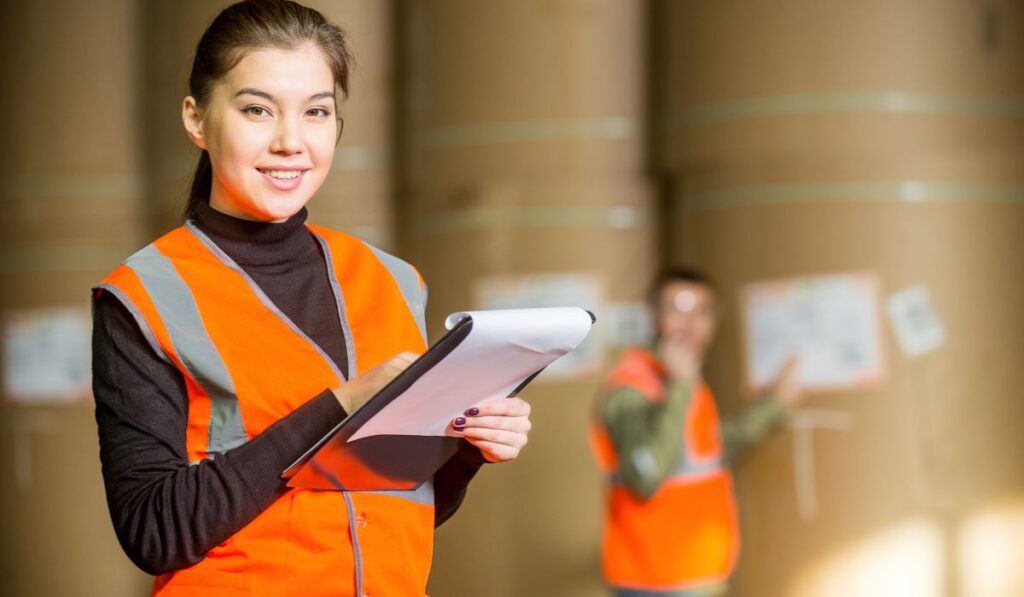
282, 309, 595, 491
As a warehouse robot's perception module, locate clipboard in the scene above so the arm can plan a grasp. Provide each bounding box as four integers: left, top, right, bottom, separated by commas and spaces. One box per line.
282, 308, 595, 491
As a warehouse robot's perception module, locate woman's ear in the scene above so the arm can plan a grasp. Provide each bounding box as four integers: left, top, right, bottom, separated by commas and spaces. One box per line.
182, 96, 208, 150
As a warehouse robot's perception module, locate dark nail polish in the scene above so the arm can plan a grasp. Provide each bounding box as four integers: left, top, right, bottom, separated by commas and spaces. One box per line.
454, 417, 467, 426
466, 407, 480, 416
453, 426, 465, 432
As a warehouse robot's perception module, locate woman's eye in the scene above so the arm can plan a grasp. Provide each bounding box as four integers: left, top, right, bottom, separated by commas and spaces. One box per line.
242, 105, 270, 117
306, 107, 331, 118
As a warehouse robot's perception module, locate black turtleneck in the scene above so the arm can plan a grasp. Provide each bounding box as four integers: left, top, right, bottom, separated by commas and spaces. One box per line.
92, 201, 484, 576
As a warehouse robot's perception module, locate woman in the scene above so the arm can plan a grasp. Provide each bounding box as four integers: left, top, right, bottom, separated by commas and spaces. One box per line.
92, 1, 532, 595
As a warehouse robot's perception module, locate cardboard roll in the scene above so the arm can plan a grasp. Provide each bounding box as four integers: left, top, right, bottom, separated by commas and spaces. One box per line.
655, 0, 1024, 171
401, 0, 647, 188
401, 179, 657, 339
679, 195, 1024, 597
654, 2, 1024, 594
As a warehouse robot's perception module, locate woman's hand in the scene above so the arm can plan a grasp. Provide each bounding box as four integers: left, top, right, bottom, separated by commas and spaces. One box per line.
452, 398, 532, 463
331, 352, 418, 414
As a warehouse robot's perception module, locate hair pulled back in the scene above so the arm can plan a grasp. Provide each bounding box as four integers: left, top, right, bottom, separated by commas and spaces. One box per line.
184, 0, 352, 220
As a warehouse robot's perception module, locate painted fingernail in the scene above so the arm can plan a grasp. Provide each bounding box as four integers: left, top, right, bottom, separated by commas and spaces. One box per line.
454, 417, 467, 426
466, 407, 480, 416
453, 426, 465, 432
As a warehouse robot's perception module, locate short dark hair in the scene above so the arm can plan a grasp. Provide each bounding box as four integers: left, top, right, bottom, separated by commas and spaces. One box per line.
649, 266, 715, 304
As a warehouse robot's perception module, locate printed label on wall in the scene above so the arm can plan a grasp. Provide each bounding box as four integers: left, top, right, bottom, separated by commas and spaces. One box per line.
886, 285, 946, 358
743, 273, 884, 392
3, 307, 91, 403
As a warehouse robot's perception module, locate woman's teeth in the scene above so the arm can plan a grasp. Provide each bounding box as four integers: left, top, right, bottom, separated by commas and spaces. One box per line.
263, 170, 303, 180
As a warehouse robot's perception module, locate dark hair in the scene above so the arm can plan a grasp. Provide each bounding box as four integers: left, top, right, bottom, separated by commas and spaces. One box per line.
184, 0, 353, 220
649, 266, 715, 304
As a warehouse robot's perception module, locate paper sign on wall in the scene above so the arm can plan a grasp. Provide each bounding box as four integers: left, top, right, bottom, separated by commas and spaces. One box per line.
887, 285, 946, 358
4, 307, 91, 403
603, 302, 653, 349
474, 273, 603, 379
743, 273, 884, 392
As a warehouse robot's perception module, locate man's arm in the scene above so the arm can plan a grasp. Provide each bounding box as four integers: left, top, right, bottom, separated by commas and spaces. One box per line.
601, 382, 692, 500
720, 395, 787, 465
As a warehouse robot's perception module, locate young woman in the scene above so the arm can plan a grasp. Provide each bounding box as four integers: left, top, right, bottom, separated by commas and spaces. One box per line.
92, 1, 532, 595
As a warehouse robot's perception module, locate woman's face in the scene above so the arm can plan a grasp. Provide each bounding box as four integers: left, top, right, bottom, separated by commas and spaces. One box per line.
183, 44, 338, 223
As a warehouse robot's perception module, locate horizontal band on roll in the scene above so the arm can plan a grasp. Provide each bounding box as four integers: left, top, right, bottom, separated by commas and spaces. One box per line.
0, 246, 132, 274
413, 204, 653, 236
688, 181, 1024, 211
331, 145, 392, 171
668, 92, 1024, 130
0, 173, 144, 203
411, 116, 640, 150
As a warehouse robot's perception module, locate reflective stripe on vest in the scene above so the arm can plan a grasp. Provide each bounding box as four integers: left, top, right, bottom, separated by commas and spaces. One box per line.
123, 242, 249, 455
96, 223, 436, 597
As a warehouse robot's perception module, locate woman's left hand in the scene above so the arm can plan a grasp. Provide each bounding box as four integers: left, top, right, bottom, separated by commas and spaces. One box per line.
451, 398, 532, 463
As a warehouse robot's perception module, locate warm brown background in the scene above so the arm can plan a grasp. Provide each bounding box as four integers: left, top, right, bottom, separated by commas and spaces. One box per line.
0, 1, 1021, 596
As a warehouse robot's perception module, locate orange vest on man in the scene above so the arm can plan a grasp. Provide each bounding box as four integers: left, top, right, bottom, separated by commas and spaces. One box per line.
591, 348, 740, 593
95, 221, 432, 597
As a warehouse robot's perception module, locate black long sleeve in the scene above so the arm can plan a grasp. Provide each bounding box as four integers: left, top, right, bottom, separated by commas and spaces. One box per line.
93, 295, 346, 574
92, 202, 483, 575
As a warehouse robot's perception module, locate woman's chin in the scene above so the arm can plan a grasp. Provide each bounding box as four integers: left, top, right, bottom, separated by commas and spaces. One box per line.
255, 199, 310, 223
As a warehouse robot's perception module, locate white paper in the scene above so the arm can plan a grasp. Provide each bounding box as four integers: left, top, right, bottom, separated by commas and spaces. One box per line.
348, 307, 593, 441
474, 273, 603, 378
887, 286, 946, 358
744, 274, 884, 391
4, 308, 91, 403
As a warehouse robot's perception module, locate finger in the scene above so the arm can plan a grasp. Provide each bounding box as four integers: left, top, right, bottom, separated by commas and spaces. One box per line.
395, 351, 420, 363
466, 439, 520, 463
390, 352, 419, 369
465, 398, 531, 418
457, 426, 527, 449
455, 415, 532, 433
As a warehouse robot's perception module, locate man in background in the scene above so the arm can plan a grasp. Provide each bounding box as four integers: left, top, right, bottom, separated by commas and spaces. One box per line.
591, 267, 803, 597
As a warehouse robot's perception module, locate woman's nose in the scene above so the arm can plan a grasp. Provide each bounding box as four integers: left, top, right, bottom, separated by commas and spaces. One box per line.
270, 117, 303, 154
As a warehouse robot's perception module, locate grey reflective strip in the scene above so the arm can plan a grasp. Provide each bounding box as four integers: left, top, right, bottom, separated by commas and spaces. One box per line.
94, 283, 173, 365
343, 492, 365, 596
310, 233, 359, 377
124, 244, 248, 453
668, 456, 723, 480
185, 221, 348, 382
363, 479, 435, 506
361, 241, 428, 344
607, 458, 724, 487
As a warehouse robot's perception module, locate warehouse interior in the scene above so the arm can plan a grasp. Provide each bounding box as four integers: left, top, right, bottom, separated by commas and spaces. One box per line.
1, 1, 1022, 596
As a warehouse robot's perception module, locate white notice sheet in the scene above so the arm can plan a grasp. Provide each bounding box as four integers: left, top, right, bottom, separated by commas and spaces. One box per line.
347, 307, 594, 441
743, 273, 884, 392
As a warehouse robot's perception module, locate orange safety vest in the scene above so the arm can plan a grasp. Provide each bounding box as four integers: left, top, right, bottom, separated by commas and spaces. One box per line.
95, 220, 433, 597
590, 347, 740, 592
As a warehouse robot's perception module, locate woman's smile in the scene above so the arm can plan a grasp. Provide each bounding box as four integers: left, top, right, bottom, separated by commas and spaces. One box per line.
257, 166, 310, 191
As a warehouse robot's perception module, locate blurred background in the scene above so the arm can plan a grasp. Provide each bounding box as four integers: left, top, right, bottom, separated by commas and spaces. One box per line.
1, 1, 1022, 595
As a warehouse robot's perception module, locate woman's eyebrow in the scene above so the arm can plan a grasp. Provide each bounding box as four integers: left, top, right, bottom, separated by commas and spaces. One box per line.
233, 88, 335, 102
234, 87, 276, 102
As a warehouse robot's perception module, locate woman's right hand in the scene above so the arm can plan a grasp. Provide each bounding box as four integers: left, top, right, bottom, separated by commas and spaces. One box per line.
332, 352, 419, 414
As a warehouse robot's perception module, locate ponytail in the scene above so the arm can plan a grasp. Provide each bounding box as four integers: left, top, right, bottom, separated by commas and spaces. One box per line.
185, 150, 213, 221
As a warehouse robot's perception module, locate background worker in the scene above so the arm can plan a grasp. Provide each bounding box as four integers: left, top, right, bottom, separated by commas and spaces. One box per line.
591, 267, 804, 597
